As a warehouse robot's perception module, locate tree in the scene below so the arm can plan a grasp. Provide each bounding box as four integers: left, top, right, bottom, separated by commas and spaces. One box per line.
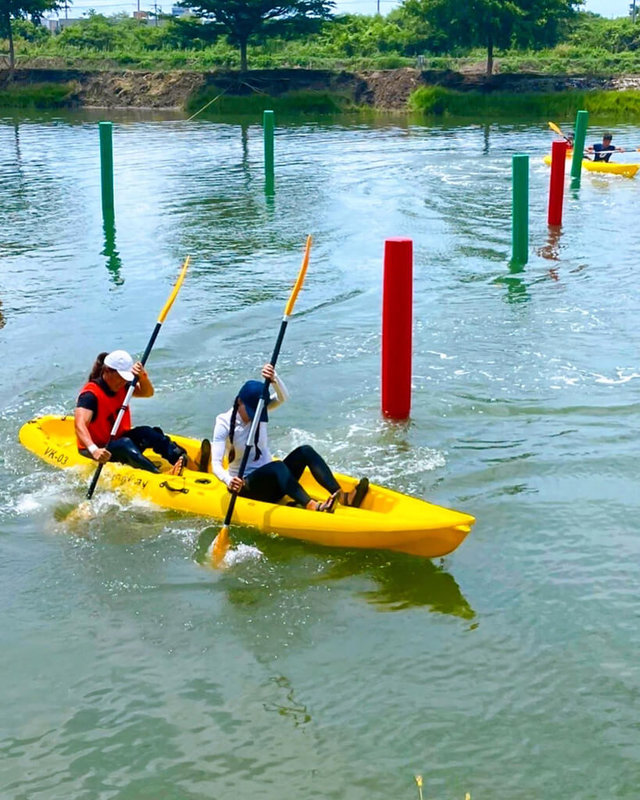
1, 0, 60, 73
177, 0, 335, 71
399, 0, 581, 76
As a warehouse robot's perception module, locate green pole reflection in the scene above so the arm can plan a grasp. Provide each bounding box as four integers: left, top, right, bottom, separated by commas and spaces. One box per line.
102, 213, 124, 286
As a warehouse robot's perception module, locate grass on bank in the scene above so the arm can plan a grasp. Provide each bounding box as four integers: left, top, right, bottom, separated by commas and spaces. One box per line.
3, 81, 640, 119
0, 82, 77, 108
5, 44, 414, 73
409, 86, 640, 119
11, 46, 640, 75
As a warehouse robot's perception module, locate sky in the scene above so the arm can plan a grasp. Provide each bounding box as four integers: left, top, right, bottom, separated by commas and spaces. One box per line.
47, 0, 632, 24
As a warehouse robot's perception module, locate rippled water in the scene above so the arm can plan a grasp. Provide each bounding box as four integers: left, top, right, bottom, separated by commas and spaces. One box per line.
1, 109, 639, 799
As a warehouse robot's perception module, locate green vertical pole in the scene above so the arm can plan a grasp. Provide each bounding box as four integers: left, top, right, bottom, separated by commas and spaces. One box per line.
512, 154, 529, 265
571, 110, 589, 185
263, 109, 275, 196
99, 121, 114, 219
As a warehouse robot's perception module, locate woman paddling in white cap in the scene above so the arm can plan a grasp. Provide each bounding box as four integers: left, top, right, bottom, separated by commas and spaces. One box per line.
74, 350, 191, 475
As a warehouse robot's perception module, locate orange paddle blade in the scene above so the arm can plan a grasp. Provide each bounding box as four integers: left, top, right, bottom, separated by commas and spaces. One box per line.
211, 526, 229, 567
284, 235, 311, 317
158, 255, 190, 324
548, 121, 564, 137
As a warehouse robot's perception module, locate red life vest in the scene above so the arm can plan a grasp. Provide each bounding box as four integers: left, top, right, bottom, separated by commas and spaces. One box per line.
77, 380, 132, 449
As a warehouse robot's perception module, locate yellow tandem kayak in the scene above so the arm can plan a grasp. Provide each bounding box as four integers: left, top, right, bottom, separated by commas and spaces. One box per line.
543, 154, 639, 178
19, 415, 474, 559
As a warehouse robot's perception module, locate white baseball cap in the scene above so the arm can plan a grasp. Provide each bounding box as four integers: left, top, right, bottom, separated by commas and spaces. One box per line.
104, 350, 134, 381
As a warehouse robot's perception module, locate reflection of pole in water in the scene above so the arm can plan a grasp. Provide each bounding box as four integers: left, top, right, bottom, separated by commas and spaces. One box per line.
13, 122, 22, 164
537, 226, 562, 263
240, 121, 250, 190
263, 109, 275, 196
0, 299, 5, 330
482, 122, 490, 155
102, 215, 124, 285
537, 226, 562, 281
494, 259, 530, 304
503, 260, 530, 304
265, 193, 275, 215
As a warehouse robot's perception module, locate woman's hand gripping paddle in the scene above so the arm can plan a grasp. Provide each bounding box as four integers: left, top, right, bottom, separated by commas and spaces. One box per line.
68, 256, 190, 523
210, 236, 312, 567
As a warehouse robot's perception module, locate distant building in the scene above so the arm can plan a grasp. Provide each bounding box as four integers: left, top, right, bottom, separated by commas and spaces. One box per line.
134, 9, 170, 26
171, 5, 192, 16
48, 18, 83, 33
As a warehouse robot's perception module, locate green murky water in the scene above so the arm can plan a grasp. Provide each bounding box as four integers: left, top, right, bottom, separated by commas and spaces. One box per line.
1, 109, 639, 799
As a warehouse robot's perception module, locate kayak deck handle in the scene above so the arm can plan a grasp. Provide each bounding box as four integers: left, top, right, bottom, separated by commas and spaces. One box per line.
159, 481, 189, 494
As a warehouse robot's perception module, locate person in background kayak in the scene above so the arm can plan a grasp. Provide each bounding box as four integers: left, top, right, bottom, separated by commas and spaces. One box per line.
74, 350, 190, 475
588, 132, 624, 163
211, 364, 369, 512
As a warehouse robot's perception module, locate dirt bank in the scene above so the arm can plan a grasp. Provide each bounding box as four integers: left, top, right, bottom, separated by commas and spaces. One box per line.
6, 66, 640, 111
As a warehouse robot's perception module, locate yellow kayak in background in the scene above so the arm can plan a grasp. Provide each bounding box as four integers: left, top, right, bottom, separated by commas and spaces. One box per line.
19, 416, 475, 559
543, 154, 639, 178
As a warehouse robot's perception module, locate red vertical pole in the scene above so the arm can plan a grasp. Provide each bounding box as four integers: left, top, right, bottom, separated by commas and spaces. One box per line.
548, 140, 568, 227
382, 238, 412, 420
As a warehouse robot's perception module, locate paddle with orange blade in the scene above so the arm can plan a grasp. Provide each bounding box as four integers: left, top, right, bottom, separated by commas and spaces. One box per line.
210, 236, 312, 567
548, 121, 572, 142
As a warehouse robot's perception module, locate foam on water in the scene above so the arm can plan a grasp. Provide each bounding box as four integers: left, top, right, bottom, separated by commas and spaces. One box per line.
223, 543, 264, 566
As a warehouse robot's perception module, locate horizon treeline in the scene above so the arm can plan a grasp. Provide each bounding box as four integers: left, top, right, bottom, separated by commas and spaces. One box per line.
3, 5, 640, 75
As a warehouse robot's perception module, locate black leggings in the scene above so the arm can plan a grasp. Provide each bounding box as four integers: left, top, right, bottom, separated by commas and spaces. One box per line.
241, 445, 341, 506
80, 425, 186, 474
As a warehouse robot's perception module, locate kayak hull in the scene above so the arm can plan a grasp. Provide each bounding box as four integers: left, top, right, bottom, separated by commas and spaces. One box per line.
543, 154, 639, 178
19, 416, 475, 559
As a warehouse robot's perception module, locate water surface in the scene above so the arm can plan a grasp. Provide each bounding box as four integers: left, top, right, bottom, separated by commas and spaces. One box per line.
1, 110, 639, 799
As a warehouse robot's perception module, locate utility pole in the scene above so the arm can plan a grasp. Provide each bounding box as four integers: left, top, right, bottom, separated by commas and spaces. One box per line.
631, 0, 637, 23
376, 0, 380, 13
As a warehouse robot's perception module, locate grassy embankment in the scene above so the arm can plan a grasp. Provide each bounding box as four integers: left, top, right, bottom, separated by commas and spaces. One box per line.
0, 82, 78, 108
4, 79, 640, 120
4, 81, 640, 119
0, 81, 358, 112
409, 86, 640, 119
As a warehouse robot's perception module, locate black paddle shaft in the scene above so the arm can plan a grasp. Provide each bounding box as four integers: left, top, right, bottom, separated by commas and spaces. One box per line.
86, 322, 162, 499
222, 318, 290, 526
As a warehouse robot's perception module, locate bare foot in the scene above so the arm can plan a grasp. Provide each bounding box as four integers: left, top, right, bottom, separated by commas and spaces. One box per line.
169, 456, 185, 476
